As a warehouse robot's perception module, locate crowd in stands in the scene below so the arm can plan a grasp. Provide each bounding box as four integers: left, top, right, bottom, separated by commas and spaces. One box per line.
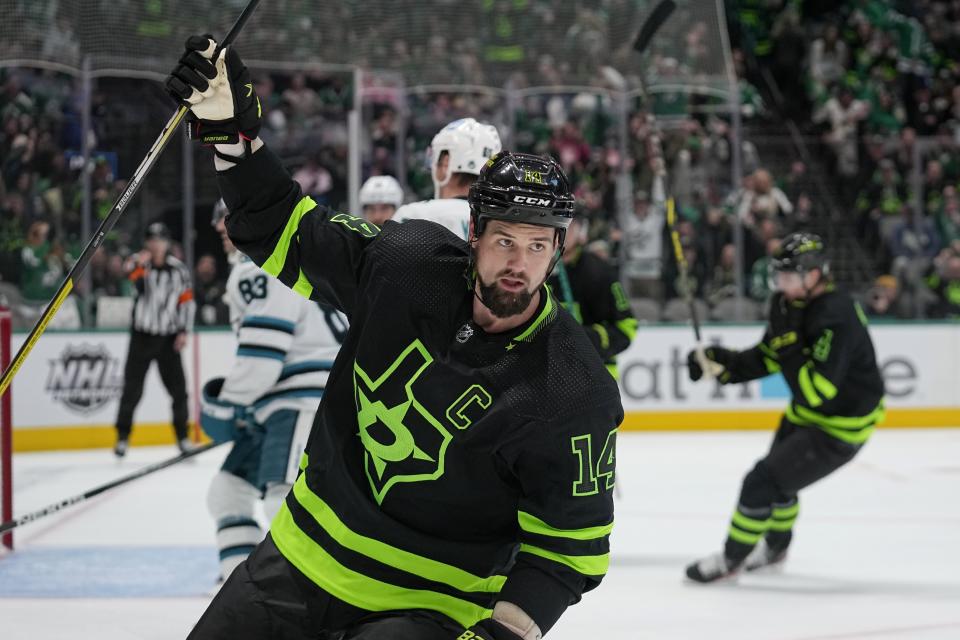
733, 0, 960, 319
2, 0, 960, 329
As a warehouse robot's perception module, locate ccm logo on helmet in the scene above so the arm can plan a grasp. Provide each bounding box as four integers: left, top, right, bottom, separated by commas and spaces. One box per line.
512, 195, 553, 207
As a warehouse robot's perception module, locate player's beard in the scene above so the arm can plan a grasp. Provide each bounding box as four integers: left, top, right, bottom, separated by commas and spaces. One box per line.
478, 273, 534, 318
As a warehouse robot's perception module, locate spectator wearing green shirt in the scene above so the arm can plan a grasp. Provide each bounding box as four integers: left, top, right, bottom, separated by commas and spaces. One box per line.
19, 220, 80, 328
750, 237, 782, 303
936, 186, 960, 247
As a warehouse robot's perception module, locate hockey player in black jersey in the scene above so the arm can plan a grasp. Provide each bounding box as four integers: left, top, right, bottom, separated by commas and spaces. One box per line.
684, 232, 884, 583
547, 216, 638, 379
167, 37, 623, 640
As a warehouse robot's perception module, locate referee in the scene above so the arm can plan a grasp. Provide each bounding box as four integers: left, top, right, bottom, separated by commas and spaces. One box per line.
114, 222, 195, 457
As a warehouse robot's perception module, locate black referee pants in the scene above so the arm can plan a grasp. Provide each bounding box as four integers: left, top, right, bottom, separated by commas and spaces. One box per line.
188, 534, 463, 640
115, 330, 188, 441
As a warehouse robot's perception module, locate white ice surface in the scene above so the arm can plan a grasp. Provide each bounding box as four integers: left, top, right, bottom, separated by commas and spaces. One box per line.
2, 429, 959, 640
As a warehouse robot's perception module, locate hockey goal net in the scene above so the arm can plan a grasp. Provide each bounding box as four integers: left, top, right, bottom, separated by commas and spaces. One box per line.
1, 307, 11, 550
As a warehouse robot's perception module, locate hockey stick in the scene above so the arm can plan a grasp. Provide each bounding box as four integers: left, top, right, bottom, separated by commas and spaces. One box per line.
633, 0, 677, 54
0, 0, 262, 400
0, 440, 227, 536
666, 198, 722, 378
632, 1, 720, 377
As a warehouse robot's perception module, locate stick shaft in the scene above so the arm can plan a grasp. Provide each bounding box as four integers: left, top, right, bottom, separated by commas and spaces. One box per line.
634, 0, 677, 53
666, 198, 703, 342
0, 441, 225, 535
0, 0, 262, 398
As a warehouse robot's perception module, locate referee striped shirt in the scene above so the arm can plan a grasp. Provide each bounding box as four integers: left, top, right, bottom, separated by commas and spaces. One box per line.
128, 254, 195, 335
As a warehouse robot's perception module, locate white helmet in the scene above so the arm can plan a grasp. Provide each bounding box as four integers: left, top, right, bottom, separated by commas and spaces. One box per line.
429, 118, 502, 198
359, 175, 404, 208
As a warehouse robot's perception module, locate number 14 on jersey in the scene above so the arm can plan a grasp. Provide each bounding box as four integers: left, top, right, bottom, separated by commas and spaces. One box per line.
571, 429, 617, 496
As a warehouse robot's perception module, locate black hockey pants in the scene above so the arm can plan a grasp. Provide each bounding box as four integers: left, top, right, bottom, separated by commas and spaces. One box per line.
188, 533, 465, 640
724, 415, 863, 562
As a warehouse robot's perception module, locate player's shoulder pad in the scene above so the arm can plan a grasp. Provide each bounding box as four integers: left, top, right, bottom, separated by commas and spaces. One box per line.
808, 289, 861, 330
519, 308, 622, 421
578, 249, 617, 281
374, 217, 468, 264
232, 257, 266, 280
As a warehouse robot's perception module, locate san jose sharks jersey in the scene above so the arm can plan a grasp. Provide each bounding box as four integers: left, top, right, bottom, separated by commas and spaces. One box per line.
393, 197, 471, 241
221, 146, 623, 633
220, 254, 346, 423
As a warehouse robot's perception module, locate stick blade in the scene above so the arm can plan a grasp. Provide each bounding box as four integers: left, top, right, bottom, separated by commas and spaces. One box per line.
633, 0, 677, 53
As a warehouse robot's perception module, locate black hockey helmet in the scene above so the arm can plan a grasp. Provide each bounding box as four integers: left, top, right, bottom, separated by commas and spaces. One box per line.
468, 151, 576, 245
771, 232, 830, 276
144, 221, 171, 241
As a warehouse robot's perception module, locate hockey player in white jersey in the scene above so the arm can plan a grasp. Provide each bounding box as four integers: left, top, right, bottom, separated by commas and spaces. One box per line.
358, 175, 404, 226
392, 117, 501, 240
200, 199, 347, 579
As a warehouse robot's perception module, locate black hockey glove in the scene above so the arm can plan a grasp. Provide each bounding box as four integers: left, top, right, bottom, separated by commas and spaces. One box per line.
457, 619, 524, 640
687, 346, 736, 382
165, 35, 261, 145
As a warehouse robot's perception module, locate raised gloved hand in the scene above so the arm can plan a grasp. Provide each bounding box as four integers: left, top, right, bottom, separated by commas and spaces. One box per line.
687, 346, 736, 382
165, 35, 261, 145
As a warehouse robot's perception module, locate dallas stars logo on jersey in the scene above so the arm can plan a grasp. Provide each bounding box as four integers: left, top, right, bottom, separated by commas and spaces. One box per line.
354, 341, 450, 504
353, 340, 493, 504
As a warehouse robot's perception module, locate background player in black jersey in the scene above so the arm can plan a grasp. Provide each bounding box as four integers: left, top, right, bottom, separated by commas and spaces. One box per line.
548, 215, 638, 379
684, 232, 885, 583
167, 37, 623, 640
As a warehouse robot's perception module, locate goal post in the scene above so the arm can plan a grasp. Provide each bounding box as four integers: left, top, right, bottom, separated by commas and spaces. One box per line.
1, 307, 12, 550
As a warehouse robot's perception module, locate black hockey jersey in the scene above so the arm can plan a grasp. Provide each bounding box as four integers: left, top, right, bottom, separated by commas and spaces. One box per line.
721, 289, 885, 444
548, 248, 638, 378
221, 146, 624, 633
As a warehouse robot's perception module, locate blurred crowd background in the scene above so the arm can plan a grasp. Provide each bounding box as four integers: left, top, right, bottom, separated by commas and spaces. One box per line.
2, 0, 959, 330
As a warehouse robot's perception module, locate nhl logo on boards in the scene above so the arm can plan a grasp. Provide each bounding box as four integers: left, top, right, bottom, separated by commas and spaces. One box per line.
46, 344, 123, 414
456, 323, 474, 344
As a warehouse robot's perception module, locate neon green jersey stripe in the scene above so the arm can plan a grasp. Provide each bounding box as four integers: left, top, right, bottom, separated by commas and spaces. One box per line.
731, 510, 769, 533
763, 357, 781, 374
519, 543, 609, 577
821, 424, 875, 444
512, 287, 555, 344
615, 317, 639, 341
290, 477, 506, 594
772, 503, 799, 519
769, 520, 796, 532
518, 511, 613, 541
797, 362, 823, 407
261, 196, 318, 277
728, 525, 762, 545
789, 402, 885, 429
272, 504, 492, 628
593, 323, 610, 350
786, 405, 881, 444
292, 269, 314, 299
812, 371, 838, 400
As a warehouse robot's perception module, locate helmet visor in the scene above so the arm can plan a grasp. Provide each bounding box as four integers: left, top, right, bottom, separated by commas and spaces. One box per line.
768, 265, 805, 292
